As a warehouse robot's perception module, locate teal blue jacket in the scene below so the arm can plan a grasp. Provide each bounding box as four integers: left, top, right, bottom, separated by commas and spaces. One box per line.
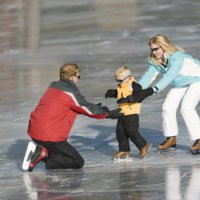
139, 51, 200, 92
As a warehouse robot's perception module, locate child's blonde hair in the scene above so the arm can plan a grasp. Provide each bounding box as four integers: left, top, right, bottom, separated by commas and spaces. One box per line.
115, 66, 131, 80
60, 64, 80, 80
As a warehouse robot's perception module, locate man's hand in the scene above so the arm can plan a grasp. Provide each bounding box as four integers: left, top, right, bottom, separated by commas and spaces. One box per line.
101, 106, 110, 113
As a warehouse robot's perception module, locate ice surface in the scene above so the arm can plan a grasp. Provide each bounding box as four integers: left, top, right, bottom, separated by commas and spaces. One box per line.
1, 0, 200, 199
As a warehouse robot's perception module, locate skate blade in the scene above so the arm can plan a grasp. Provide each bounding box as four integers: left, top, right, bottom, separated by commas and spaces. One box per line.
113, 157, 133, 162
191, 149, 200, 155
22, 141, 36, 170
155, 147, 176, 153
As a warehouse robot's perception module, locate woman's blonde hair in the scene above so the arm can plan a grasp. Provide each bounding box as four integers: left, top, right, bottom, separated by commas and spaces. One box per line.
115, 66, 131, 80
60, 64, 80, 80
149, 34, 183, 66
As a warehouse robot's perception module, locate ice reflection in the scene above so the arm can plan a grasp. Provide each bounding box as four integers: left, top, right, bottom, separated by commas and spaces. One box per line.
166, 165, 200, 200
1, 0, 200, 199
23, 171, 84, 200
24, 0, 40, 49
185, 166, 200, 200
166, 166, 181, 200
117, 163, 200, 200
0, 0, 142, 52
118, 164, 145, 200
0, 60, 57, 106
22, 164, 200, 200
92, 0, 140, 29
0, 0, 40, 52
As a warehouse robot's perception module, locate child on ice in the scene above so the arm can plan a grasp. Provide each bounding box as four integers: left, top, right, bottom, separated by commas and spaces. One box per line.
105, 66, 153, 160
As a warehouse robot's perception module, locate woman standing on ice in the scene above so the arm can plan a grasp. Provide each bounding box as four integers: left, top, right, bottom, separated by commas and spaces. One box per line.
139, 34, 200, 154
119, 34, 200, 154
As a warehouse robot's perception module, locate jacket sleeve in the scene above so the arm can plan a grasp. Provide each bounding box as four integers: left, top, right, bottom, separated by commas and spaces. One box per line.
132, 81, 142, 92
139, 59, 159, 89
154, 53, 184, 92
118, 82, 153, 103
127, 87, 154, 103
67, 86, 108, 119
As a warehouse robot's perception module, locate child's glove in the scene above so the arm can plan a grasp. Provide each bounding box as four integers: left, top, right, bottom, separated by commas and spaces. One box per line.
101, 106, 110, 113
105, 89, 117, 98
106, 108, 123, 119
117, 87, 154, 104
117, 96, 133, 104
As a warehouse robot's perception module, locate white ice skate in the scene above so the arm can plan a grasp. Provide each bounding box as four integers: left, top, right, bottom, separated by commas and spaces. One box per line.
22, 141, 36, 170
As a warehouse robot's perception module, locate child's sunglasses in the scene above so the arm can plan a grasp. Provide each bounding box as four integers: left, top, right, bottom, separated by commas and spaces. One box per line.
116, 75, 130, 83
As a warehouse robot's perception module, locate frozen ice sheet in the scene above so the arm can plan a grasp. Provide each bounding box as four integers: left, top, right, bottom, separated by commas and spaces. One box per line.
1, 0, 200, 199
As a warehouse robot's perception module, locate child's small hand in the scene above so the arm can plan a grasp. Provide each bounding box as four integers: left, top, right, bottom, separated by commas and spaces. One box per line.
106, 108, 124, 119
117, 97, 130, 104
105, 89, 117, 98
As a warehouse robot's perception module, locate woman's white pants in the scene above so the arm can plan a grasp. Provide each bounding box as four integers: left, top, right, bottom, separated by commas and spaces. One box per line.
162, 82, 200, 140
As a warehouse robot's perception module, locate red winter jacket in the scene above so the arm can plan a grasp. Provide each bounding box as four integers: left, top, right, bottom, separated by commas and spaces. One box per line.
28, 80, 108, 142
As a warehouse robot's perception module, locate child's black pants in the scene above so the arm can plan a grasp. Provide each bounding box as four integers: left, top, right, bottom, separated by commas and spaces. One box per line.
116, 114, 147, 151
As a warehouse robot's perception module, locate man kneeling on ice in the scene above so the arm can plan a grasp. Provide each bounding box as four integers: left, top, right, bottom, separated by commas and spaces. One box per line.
22, 63, 121, 171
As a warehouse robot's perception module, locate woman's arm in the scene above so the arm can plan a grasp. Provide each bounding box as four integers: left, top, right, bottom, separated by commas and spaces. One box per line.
154, 53, 184, 92
139, 61, 159, 89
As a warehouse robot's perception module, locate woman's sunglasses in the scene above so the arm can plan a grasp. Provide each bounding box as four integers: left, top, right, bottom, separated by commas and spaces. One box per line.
150, 46, 160, 52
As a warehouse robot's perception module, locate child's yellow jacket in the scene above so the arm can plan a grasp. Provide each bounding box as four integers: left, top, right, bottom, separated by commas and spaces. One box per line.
117, 77, 141, 115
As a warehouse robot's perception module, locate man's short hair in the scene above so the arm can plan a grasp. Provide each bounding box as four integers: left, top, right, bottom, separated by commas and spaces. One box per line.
60, 64, 80, 80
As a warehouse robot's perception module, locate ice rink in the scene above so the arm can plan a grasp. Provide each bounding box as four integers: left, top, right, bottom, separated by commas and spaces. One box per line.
1, 0, 200, 199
